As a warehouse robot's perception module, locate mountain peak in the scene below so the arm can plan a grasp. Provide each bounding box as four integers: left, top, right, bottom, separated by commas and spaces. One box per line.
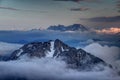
2, 39, 110, 71
47, 24, 88, 32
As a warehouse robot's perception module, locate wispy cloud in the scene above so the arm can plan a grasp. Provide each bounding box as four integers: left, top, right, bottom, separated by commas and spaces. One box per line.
80, 16, 120, 22
0, 6, 48, 13
53, 0, 101, 3
70, 7, 89, 11
0, 6, 20, 11
53, 0, 82, 3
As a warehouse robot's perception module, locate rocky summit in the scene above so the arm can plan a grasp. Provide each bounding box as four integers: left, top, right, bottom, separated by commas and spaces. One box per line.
47, 24, 88, 32
1, 39, 111, 71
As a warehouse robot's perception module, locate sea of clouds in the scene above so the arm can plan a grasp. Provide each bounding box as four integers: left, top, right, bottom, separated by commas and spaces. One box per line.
0, 42, 119, 80
0, 58, 119, 80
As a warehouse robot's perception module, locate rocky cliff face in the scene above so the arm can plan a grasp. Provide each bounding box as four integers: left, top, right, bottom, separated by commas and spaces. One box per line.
3, 39, 110, 71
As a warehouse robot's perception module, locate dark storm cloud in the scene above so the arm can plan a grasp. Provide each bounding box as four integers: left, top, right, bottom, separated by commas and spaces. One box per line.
81, 16, 120, 22
70, 7, 89, 11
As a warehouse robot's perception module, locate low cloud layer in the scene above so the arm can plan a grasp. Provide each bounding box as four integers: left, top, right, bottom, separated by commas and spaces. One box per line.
0, 30, 119, 47
0, 42, 22, 55
83, 43, 120, 64
0, 58, 119, 80
0, 41, 120, 79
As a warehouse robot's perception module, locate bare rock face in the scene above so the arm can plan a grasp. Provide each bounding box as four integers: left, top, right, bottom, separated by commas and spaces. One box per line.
2, 39, 110, 71
8, 41, 51, 60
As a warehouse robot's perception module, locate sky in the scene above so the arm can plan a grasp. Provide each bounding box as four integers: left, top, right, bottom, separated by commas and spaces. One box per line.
0, 0, 120, 30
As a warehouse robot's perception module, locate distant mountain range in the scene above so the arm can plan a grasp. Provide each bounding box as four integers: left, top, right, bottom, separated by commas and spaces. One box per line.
0, 39, 112, 71
47, 24, 88, 31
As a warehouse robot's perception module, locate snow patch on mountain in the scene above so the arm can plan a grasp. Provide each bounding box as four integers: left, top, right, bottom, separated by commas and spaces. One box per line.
46, 41, 55, 57
16, 49, 23, 57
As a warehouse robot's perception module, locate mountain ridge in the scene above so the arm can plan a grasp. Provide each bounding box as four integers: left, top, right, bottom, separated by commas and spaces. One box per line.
0, 39, 112, 71
47, 24, 88, 32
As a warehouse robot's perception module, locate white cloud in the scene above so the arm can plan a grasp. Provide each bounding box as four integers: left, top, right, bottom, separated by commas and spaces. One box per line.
0, 42, 22, 55
0, 58, 119, 80
83, 43, 120, 64
0, 42, 119, 79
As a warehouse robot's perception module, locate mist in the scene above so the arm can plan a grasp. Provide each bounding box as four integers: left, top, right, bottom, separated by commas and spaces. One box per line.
0, 30, 119, 47
0, 41, 120, 80
0, 58, 119, 80
0, 42, 22, 55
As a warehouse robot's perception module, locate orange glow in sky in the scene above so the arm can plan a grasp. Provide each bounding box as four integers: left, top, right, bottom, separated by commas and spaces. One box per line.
96, 27, 120, 34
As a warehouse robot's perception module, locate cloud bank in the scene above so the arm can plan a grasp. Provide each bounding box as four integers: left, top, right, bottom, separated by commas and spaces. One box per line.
0, 58, 119, 80
83, 43, 120, 64
0, 42, 22, 55
0, 41, 120, 80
